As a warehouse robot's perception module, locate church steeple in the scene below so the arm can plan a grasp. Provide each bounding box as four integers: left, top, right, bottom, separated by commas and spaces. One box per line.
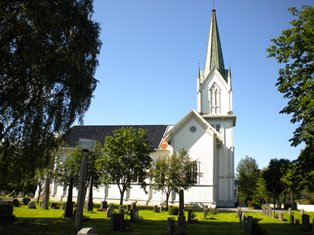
204, 9, 225, 79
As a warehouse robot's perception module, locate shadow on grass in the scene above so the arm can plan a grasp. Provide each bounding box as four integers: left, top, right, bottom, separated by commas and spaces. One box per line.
0, 217, 310, 235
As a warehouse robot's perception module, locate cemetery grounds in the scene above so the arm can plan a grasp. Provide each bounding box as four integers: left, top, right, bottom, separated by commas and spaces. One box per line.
0, 203, 314, 235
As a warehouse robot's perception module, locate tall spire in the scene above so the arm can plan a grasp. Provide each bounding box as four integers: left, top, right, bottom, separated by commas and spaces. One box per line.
204, 8, 225, 79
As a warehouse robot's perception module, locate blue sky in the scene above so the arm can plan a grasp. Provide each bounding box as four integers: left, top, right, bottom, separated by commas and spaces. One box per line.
82, 0, 313, 169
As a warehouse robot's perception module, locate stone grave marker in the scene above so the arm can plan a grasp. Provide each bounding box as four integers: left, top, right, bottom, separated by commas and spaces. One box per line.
100, 201, 107, 211
127, 204, 131, 213
236, 207, 242, 218
167, 217, 175, 235
28, 201, 36, 209
289, 214, 294, 224
77, 227, 98, 235
245, 216, 253, 235
300, 209, 304, 216
301, 214, 311, 231
261, 204, 266, 215
288, 208, 292, 215
203, 205, 208, 220
12, 198, 19, 207
22, 198, 31, 205
106, 203, 114, 218
118, 205, 124, 215
153, 205, 160, 212
241, 213, 246, 227
278, 212, 284, 221
0, 201, 14, 220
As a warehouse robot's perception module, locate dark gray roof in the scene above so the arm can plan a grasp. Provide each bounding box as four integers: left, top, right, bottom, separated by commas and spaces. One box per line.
63, 125, 168, 149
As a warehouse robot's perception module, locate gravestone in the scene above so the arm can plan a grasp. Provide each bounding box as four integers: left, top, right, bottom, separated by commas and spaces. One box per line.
267, 206, 271, 217
241, 213, 246, 226
167, 217, 175, 235
0, 203, 13, 220
288, 208, 292, 215
187, 209, 197, 223
238, 211, 243, 224
153, 205, 160, 212
131, 202, 137, 210
50, 202, 60, 209
245, 216, 253, 235
130, 208, 140, 222
203, 205, 209, 219
300, 209, 304, 216
261, 204, 266, 215
77, 227, 98, 235
178, 189, 186, 235
106, 204, 114, 218
12, 199, 19, 207
111, 213, 120, 231
127, 204, 131, 213
236, 207, 242, 218
118, 205, 124, 215
289, 214, 294, 224
100, 201, 107, 211
22, 198, 31, 205
301, 214, 311, 231
28, 201, 36, 209
278, 212, 284, 222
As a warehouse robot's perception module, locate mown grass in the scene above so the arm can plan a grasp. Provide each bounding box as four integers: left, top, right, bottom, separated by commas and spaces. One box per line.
0, 204, 313, 235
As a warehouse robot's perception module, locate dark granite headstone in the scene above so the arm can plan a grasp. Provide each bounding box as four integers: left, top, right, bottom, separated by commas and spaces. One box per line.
100, 201, 107, 210
301, 214, 310, 231
167, 217, 175, 235
0, 203, 13, 220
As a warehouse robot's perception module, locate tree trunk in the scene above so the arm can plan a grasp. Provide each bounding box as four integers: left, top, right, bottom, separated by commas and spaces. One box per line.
41, 175, 51, 210
86, 176, 93, 211
36, 182, 42, 203
64, 177, 73, 218
165, 192, 170, 211
120, 190, 124, 205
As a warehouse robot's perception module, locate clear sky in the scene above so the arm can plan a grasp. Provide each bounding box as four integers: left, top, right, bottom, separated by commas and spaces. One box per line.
82, 0, 313, 169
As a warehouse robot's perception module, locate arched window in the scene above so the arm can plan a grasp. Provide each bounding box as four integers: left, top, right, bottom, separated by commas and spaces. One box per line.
209, 83, 221, 114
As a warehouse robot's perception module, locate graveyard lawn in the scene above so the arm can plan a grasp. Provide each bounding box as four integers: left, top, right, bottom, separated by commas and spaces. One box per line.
0, 205, 313, 235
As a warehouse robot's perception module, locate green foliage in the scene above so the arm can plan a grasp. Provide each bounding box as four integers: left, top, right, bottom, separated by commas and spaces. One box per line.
294, 143, 314, 192
150, 151, 199, 210
262, 158, 291, 207
236, 156, 260, 204
168, 206, 179, 215
0, 0, 101, 191
267, 6, 314, 147
97, 127, 153, 205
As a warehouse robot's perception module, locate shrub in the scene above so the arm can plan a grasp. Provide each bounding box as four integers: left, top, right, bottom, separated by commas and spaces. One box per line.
168, 206, 179, 215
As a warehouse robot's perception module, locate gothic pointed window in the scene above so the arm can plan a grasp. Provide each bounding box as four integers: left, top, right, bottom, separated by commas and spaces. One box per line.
209, 83, 221, 114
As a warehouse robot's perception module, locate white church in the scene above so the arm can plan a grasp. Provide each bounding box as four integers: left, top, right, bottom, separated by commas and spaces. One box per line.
49, 8, 236, 208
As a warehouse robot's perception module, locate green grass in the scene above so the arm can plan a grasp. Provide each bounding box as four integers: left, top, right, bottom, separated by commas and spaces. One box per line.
0, 204, 313, 235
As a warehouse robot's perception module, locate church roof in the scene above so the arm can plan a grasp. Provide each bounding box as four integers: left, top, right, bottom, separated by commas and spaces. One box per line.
164, 109, 222, 142
204, 9, 226, 81
63, 125, 168, 149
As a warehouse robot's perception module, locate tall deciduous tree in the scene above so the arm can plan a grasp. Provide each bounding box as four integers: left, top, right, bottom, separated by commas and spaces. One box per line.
97, 127, 153, 205
262, 158, 291, 208
55, 142, 101, 216
267, 6, 314, 147
0, 0, 101, 189
236, 156, 260, 205
150, 151, 199, 211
